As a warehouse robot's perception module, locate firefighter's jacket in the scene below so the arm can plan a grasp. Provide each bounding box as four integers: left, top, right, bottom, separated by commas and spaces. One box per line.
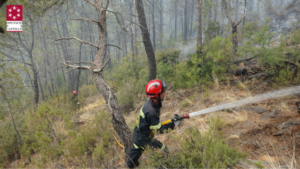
133, 98, 174, 149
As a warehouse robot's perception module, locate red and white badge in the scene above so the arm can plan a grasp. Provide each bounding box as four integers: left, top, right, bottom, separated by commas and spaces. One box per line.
6, 5, 23, 32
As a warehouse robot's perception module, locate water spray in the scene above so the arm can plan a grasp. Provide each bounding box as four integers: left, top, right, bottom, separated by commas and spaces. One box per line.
163, 85, 300, 123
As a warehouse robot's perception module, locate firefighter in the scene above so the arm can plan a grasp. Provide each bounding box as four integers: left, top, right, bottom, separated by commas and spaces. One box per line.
126, 79, 182, 168
71, 90, 79, 105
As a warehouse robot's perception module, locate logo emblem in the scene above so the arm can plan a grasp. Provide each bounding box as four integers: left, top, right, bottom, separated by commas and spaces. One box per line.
6, 5, 23, 32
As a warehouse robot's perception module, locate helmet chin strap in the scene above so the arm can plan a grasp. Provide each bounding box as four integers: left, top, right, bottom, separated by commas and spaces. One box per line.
151, 95, 162, 108
157, 94, 162, 108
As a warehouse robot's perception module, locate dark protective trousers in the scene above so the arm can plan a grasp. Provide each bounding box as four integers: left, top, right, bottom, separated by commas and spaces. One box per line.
126, 139, 168, 168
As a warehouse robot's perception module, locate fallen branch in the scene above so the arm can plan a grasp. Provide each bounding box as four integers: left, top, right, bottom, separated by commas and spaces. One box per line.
284, 60, 300, 67
54, 37, 99, 48
232, 56, 258, 64
247, 72, 270, 80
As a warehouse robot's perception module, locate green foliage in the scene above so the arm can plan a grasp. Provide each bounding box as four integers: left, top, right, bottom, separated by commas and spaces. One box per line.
175, 36, 235, 91
142, 116, 246, 168
241, 21, 300, 86
156, 49, 180, 65
254, 160, 265, 169
0, 59, 27, 166
204, 21, 220, 43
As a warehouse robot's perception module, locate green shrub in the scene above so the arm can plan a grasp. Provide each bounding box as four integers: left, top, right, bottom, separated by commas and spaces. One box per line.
141, 116, 246, 168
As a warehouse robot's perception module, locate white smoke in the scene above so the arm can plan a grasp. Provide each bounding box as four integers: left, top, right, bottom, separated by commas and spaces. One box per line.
178, 39, 197, 61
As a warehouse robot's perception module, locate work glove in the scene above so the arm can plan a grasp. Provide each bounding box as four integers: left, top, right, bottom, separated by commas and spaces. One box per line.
172, 114, 183, 128
174, 120, 182, 128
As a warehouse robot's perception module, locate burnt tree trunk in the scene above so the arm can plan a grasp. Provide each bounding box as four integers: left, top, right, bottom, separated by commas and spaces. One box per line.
135, 0, 156, 81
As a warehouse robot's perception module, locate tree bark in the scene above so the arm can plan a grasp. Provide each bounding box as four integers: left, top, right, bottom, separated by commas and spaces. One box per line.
38, 73, 45, 101
184, 0, 188, 41
129, 0, 135, 57
55, 12, 73, 89
189, 0, 195, 38
222, 0, 247, 53
135, 0, 156, 81
20, 52, 34, 89
133, 0, 138, 56
197, 0, 203, 51
56, 0, 134, 160
175, 0, 177, 43
39, 22, 56, 94
159, 0, 163, 50
152, 0, 156, 50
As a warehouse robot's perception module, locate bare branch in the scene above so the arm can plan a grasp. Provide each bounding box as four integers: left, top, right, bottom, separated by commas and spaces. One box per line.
50, 65, 65, 73
17, 33, 30, 52
60, 60, 91, 72
62, 68, 77, 75
54, 37, 99, 48
102, 9, 128, 32
70, 18, 99, 24
124, 20, 147, 30
107, 44, 122, 50
22, 80, 35, 93
222, 0, 234, 24
0, 51, 31, 66
235, 0, 248, 26
104, 0, 109, 9
84, 0, 96, 8
93, 57, 111, 73
65, 60, 97, 65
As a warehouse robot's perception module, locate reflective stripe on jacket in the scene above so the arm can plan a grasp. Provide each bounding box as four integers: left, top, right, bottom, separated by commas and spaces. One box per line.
133, 98, 174, 148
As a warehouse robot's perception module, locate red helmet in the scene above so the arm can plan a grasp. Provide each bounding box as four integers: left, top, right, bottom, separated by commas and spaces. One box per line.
73, 91, 77, 95
145, 79, 167, 97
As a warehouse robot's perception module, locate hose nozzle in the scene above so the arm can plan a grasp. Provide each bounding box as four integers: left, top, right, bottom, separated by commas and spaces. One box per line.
183, 113, 189, 119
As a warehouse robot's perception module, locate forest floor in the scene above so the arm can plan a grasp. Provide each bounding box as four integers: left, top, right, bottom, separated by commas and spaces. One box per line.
9, 79, 300, 168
